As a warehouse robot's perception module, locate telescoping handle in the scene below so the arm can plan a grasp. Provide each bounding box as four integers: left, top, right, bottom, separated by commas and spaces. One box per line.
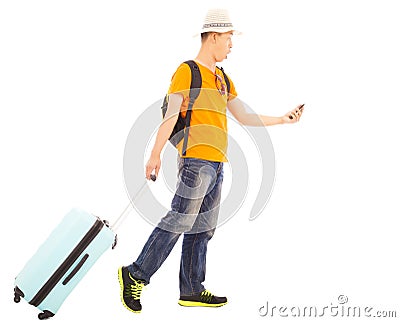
111, 174, 156, 233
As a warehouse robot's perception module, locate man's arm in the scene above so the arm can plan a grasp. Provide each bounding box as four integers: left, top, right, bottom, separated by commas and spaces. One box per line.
227, 97, 303, 126
145, 93, 183, 179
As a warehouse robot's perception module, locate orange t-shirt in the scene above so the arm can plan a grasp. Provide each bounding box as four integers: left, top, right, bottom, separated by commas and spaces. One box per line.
167, 62, 237, 162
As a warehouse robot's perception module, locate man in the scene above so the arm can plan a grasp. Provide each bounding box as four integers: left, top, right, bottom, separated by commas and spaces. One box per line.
118, 8, 303, 313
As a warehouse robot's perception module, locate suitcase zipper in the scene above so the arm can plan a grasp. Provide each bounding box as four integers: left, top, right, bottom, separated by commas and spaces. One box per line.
29, 218, 105, 307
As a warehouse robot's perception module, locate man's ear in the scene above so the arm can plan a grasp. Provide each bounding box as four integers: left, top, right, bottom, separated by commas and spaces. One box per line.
211, 32, 218, 44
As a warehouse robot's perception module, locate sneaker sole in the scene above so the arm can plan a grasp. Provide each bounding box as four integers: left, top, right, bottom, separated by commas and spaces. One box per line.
118, 267, 141, 314
178, 299, 228, 308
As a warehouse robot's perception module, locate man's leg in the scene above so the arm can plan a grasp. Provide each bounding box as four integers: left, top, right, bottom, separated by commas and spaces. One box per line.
179, 228, 216, 295
119, 158, 215, 312
128, 158, 216, 282
128, 227, 180, 282
178, 162, 227, 307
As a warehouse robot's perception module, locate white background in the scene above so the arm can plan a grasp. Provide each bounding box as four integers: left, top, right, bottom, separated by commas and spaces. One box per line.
1, 0, 399, 321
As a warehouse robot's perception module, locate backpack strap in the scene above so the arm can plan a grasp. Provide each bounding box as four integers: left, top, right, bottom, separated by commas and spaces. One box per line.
181, 60, 202, 156
216, 66, 231, 95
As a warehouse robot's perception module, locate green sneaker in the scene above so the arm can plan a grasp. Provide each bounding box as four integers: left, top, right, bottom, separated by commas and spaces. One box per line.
178, 290, 228, 307
118, 266, 145, 313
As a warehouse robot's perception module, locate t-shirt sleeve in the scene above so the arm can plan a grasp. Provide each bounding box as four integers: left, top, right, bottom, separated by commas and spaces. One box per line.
168, 63, 191, 97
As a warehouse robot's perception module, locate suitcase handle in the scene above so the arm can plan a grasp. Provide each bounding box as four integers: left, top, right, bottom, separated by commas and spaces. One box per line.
110, 174, 156, 233
62, 254, 90, 285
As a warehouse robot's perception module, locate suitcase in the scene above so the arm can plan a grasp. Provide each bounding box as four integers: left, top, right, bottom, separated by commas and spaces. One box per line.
13, 208, 116, 319
13, 175, 155, 320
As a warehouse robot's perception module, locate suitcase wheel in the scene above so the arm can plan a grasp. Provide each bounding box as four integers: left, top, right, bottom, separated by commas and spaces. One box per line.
38, 310, 55, 320
13, 286, 24, 303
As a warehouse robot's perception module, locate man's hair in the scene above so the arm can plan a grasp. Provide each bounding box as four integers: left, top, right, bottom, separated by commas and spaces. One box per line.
201, 32, 214, 42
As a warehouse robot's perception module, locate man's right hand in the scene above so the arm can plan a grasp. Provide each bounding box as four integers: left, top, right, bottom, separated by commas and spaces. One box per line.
145, 153, 161, 180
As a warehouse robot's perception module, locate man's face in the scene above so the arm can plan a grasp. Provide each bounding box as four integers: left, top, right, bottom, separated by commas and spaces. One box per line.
214, 32, 233, 62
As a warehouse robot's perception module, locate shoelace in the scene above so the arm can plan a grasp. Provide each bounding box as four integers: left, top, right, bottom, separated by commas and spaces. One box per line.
200, 290, 214, 303
124, 278, 144, 300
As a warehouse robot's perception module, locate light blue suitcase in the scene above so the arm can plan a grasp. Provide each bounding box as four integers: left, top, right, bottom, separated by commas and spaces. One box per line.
13, 208, 116, 320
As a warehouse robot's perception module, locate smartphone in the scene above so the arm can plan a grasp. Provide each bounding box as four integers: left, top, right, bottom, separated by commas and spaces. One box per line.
289, 104, 305, 119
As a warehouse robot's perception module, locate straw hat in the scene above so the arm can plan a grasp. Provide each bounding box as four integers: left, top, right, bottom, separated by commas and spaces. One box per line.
197, 8, 240, 35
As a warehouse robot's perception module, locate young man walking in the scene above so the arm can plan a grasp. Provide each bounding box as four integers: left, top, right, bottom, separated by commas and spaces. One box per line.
118, 8, 304, 313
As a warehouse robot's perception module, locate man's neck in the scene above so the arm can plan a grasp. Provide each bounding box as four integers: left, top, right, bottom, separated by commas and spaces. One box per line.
195, 50, 216, 73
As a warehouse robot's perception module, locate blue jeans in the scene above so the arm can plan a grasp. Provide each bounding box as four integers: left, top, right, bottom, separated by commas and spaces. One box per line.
128, 157, 224, 296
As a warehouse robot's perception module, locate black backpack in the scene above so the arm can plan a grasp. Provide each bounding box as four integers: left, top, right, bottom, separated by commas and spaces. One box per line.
161, 60, 231, 156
